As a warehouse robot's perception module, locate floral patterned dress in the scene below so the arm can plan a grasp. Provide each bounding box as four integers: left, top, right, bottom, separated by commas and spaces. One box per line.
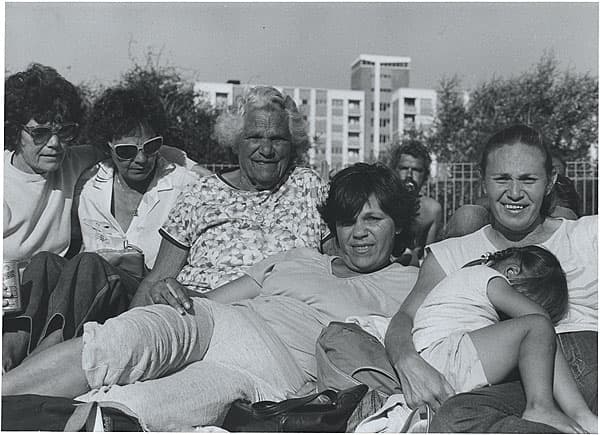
160, 167, 328, 292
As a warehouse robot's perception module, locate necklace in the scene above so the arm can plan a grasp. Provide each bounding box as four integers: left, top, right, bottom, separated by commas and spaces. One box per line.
114, 175, 143, 218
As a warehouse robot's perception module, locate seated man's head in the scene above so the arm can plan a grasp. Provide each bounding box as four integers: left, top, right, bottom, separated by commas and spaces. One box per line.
5, 63, 84, 174
214, 86, 309, 191
319, 163, 418, 273
389, 139, 432, 192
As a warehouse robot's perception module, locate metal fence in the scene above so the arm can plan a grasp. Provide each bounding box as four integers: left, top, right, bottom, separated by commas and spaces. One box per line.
424, 161, 598, 227
198, 161, 598, 226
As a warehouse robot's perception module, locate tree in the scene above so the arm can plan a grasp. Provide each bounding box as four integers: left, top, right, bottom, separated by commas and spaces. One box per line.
430, 54, 598, 163
118, 55, 234, 164
427, 76, 469, 162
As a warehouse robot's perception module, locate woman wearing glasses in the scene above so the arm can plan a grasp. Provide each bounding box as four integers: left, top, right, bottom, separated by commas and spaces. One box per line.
3, 66, 197, 372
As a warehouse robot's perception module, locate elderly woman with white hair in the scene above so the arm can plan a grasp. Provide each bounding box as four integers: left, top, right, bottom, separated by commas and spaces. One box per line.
129, 85, 328, 310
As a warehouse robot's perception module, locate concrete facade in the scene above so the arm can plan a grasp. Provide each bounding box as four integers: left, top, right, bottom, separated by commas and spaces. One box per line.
193, 82, 365, 170
350, 54, 411, 160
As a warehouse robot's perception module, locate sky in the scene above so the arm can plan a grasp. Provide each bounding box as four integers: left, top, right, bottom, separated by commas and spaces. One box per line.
5, 2, 599, 91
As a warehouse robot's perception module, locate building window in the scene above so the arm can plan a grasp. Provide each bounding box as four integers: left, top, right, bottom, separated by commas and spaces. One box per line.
348, 100, 361, 111
348, 116, 360, 125
332, 99, 343, 107
420, 98, 434, 116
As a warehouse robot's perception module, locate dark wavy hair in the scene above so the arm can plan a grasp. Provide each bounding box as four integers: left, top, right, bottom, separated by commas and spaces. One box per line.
390, 139, 432, 183
83, 86, 167, 151
318, 162, 419, 257
479, 125, 555, 216
476, 245, 568, 325
5, 63, 85, 151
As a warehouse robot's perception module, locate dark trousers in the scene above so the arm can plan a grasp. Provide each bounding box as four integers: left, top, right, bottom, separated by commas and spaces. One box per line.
4, 251, 139, 353
431, 331, 598, 433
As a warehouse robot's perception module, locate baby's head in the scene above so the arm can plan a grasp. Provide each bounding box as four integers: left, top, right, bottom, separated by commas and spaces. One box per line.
487, 246, 568, 324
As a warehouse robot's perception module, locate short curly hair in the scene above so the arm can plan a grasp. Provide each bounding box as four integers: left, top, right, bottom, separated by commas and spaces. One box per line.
318, 162, 419, 257
83, 86, 167, 150
213, 86, 309, 166
389, 139, 432, 183
5, 63, 85, 151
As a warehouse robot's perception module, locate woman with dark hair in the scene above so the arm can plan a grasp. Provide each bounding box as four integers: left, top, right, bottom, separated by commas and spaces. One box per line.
3, 163, 419, 431
384, 124, 597, 432
2, 84, 198, 372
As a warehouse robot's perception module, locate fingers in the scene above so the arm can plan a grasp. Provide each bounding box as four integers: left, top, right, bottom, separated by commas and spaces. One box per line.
164, 278, 192, 311
149, 279, 192, 315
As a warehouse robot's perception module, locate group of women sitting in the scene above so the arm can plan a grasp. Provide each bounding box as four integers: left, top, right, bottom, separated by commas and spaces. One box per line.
2, 63, 597, 433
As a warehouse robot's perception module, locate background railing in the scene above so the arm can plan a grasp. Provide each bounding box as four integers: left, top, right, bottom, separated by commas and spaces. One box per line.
423, 161, 598, 226
198, 161, 598, 227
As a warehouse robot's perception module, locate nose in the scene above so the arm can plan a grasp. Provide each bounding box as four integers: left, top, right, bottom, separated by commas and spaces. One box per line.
132, 149, 148, 164
46, 134, 64, 150
352, 220, 369, 238
259, 140, 275, 157
407, 168, 414, 177
507, 180, 523, 199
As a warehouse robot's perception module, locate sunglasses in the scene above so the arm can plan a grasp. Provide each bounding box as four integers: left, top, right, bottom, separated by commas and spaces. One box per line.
22, 123, 79, 146
109, 136, 163, 160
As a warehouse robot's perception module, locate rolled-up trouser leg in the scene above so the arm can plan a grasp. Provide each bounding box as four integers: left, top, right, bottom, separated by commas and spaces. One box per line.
81, 303, 212, 387
77, 299, 306, 430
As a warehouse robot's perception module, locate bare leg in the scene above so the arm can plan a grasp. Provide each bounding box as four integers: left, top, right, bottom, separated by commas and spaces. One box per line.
469, 314, 585, 433
2, 337, 89, 398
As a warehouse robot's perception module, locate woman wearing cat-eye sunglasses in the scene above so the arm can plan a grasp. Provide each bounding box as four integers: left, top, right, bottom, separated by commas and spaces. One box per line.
3, 65, 198, 372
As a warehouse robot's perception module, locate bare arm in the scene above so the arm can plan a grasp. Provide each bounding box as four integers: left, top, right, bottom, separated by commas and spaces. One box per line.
487, 277, 550, 319
384, 252, 455, 410
129, 237, 189, 309
203, 275, 261, 304
425, 202, 443, 245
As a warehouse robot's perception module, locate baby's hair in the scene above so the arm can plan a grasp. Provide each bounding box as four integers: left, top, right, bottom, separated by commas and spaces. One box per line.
464, 246, 568, 324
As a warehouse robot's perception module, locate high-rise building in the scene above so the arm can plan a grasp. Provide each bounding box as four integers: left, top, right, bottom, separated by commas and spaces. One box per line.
390, 88, 437, 141
193, 82, 365, 170
350, 54, 411, 160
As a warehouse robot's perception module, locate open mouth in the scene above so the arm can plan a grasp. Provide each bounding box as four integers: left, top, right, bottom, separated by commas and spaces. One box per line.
502, 203, 528, 213
352, 245, 372, 254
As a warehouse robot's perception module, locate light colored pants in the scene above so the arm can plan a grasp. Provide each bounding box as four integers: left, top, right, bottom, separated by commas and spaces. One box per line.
76, 298, 306, 431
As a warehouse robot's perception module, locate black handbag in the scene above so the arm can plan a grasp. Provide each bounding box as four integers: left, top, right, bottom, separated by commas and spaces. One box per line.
222, 384, 368, 432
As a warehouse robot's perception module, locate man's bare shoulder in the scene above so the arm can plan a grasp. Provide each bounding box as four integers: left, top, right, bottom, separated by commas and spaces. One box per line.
418, 195, 443, 219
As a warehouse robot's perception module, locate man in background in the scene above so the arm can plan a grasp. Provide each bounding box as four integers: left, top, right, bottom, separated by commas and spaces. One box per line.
389, 140, 443, 266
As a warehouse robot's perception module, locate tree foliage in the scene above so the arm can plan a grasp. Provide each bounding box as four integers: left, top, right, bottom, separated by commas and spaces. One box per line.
428, 54, 598, 163
117, 55, 234, 164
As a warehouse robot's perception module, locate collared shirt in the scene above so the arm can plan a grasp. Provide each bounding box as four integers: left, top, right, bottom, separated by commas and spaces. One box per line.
76, 157, 198, 269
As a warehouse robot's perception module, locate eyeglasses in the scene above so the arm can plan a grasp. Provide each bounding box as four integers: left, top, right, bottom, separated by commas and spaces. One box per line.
22, 123, 79, 146
109, 136, 163, 160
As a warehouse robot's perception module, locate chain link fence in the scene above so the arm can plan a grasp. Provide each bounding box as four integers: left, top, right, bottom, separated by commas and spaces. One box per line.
198, 161, 598, 227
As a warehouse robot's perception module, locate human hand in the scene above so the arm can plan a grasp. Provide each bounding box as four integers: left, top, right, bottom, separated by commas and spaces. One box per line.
395, 352, 455, 411
147, 278, 193, 315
